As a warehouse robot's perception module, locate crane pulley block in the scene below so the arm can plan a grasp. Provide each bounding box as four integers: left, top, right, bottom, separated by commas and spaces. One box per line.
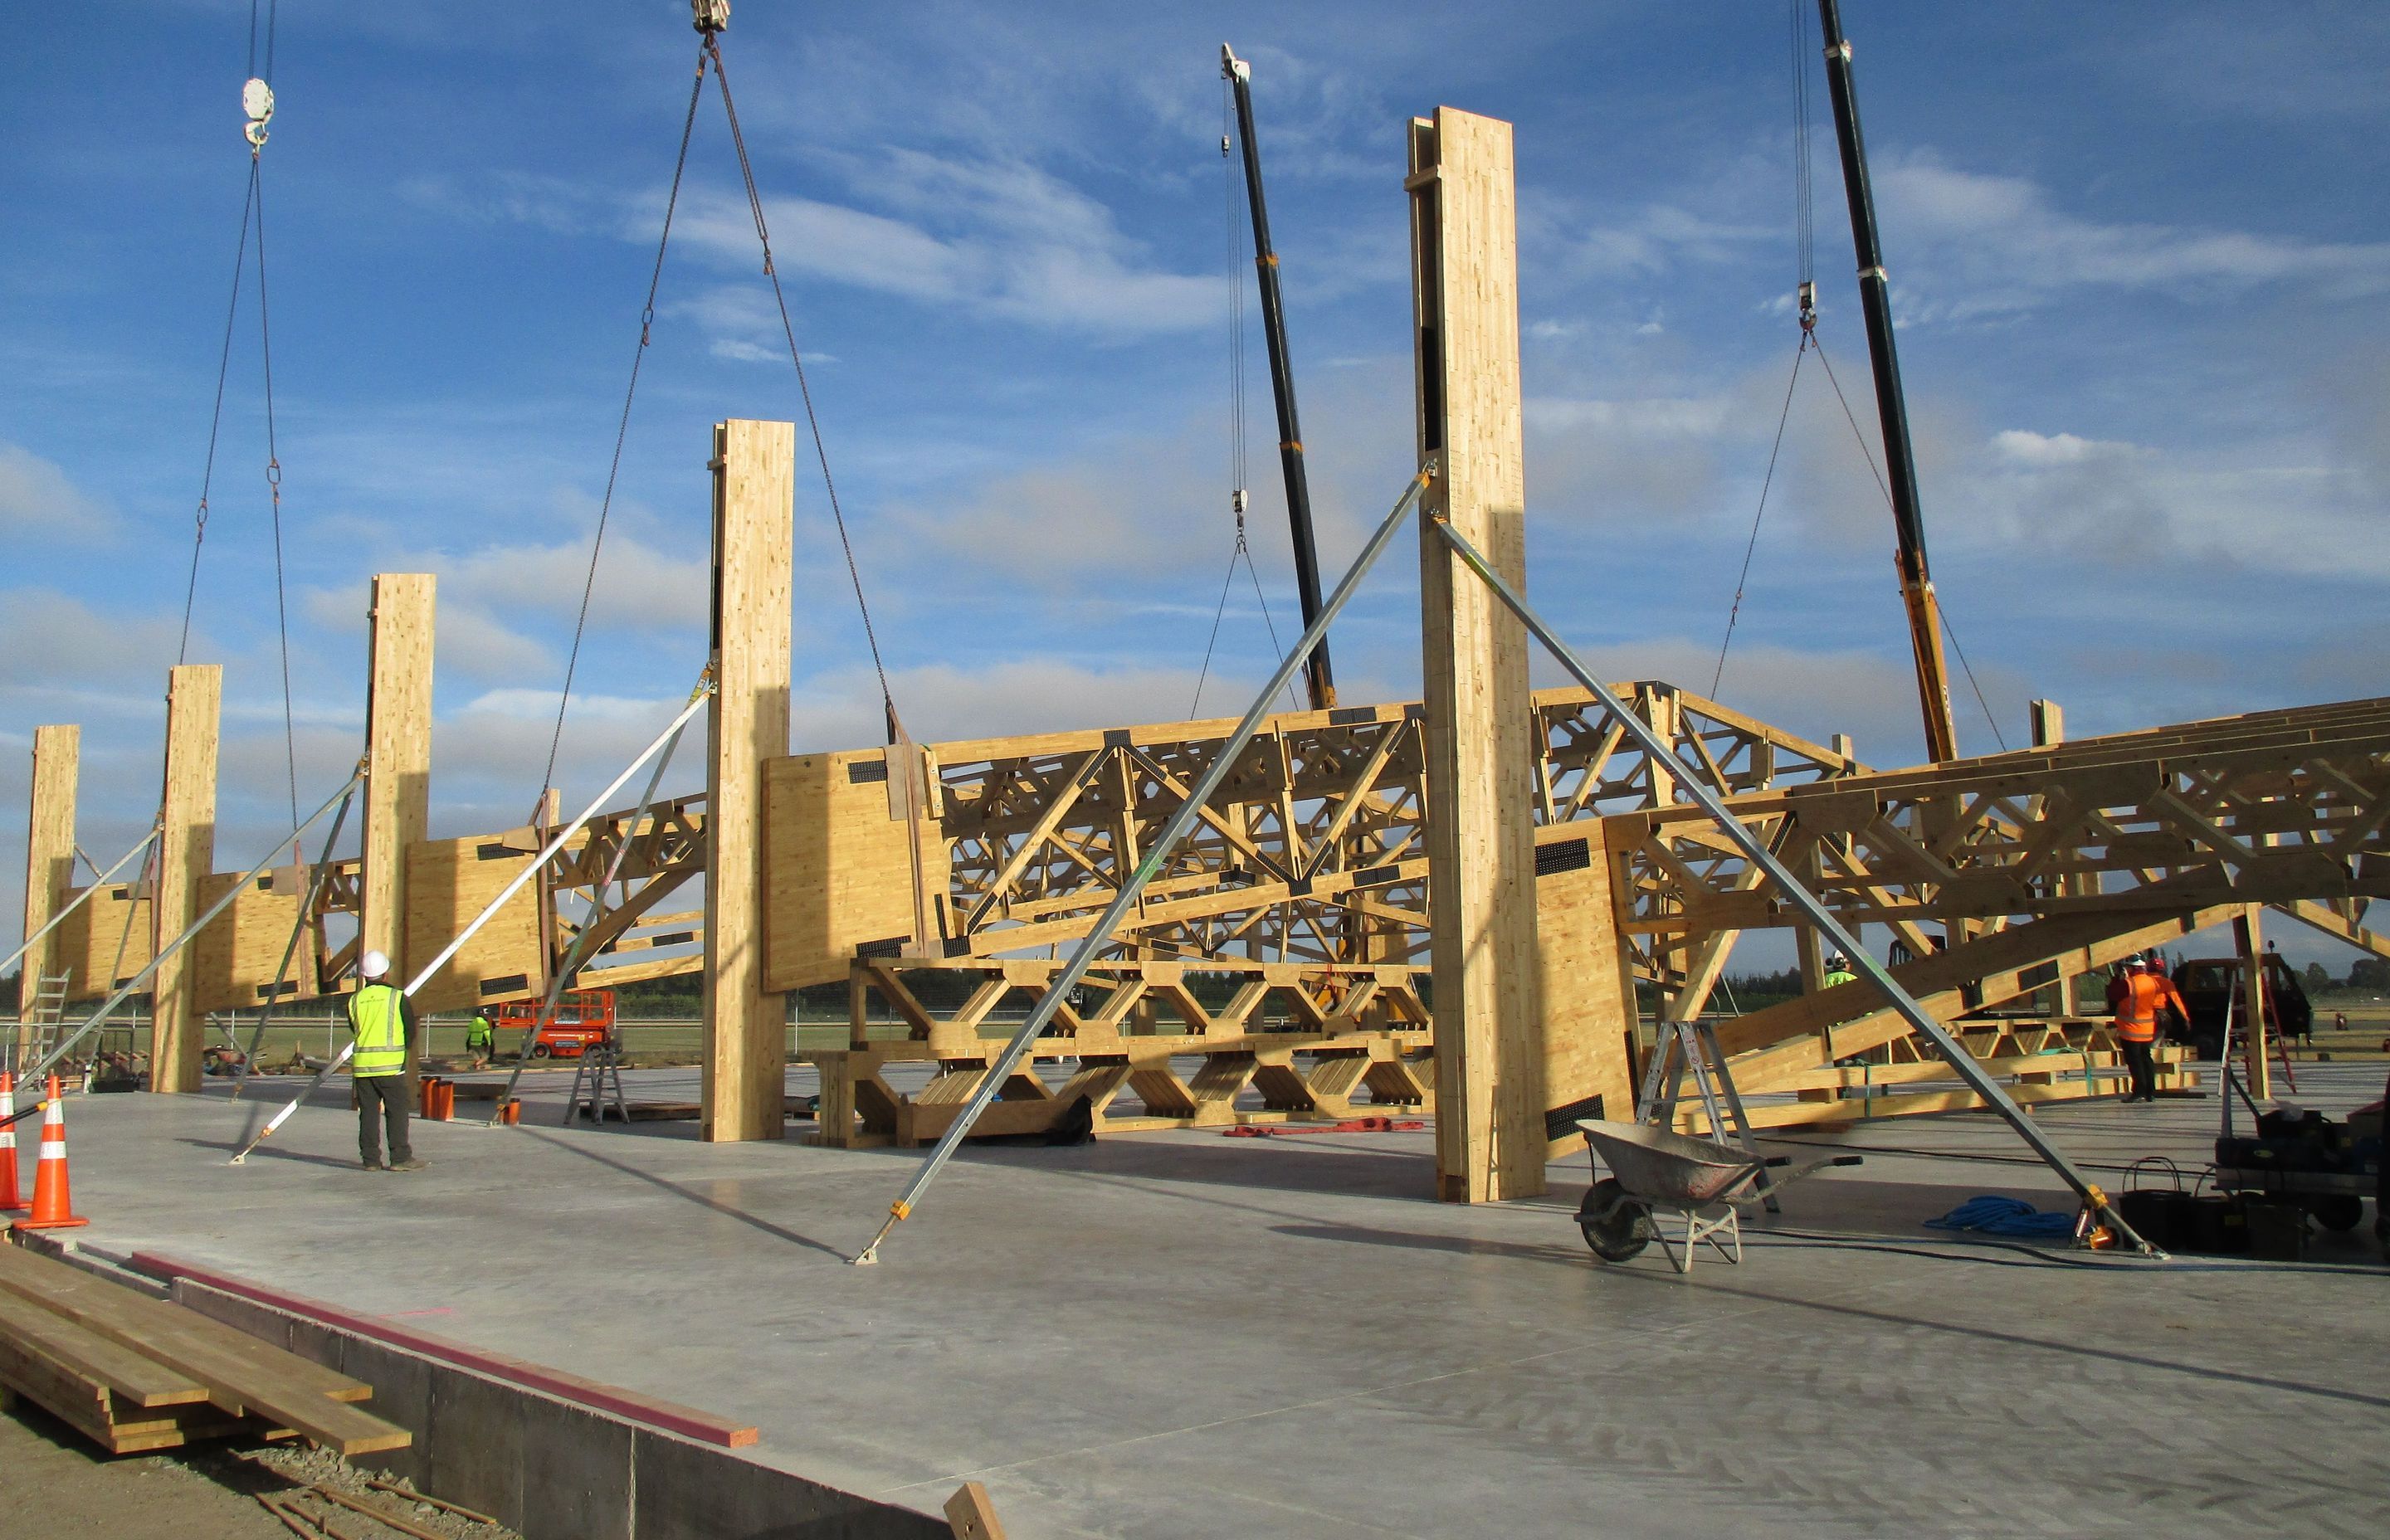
241, 76, 273, 149
692, 0, 729, 34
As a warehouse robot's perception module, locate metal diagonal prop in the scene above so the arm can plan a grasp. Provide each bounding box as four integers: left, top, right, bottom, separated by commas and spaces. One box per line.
232, 679, 715, 1164
0, 825, 160, 987
228, 785, 358, 1103
485, 676, 705, 1127
1430, 514, 2161, 1258
28, 768, 366, 1086
849, 464, 1433, 1266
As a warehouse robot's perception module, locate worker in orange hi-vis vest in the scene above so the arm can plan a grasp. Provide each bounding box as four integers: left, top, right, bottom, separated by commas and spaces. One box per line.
2113, 957, 2190, 1104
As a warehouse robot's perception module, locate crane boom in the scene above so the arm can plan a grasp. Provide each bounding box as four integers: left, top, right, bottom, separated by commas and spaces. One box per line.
1222, 45, 1335, 711
1816, 0, 1961, 763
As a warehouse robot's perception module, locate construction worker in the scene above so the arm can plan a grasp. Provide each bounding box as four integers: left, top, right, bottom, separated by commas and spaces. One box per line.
466, 1010, 495, 1069
2111, 956, 2190, 1104
349, 951, 423, 1172
1822, 953, 1858, 989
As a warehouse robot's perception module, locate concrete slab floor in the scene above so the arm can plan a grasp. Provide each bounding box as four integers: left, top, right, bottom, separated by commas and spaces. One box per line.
20, 1063, 2388, 1540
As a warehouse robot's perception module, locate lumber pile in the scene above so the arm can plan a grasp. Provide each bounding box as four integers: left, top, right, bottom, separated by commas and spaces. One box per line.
0, 1239, 410, 1457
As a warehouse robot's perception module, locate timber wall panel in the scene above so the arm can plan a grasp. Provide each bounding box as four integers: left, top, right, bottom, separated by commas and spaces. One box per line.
762, 749, 949, 992
402, 835, 546, 1016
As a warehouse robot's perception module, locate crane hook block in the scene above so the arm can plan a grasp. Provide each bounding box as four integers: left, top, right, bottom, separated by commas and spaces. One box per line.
241, 76, 274, 149
692, 0, 729, 33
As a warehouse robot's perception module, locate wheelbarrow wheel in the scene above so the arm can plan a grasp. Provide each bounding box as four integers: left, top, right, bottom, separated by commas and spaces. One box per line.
1578, 1178, 1654, 1262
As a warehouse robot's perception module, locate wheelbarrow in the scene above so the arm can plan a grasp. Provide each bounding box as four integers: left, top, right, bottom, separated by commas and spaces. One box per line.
1574, 1119, 1862, 1274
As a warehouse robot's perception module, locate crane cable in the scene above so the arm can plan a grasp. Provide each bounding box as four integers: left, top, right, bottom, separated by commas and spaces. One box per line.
174, 0, 304, 858
1716, 0, 2007, 751
708, 33, 898, 738
537, 42, 708, 802
542, 22, 904, 801
1191, 80, 1298, 720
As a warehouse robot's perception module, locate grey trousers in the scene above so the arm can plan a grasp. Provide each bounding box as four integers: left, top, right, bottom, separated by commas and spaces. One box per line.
356, 1073, 414, 1165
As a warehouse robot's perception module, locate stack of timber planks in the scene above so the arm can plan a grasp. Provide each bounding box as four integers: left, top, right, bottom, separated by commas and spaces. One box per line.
0, 1240, 410, 1457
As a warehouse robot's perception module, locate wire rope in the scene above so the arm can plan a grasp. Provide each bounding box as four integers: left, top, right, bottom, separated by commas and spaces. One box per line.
1188, 81, 1298, 721
1710, 339, 1807, 697
538, 44, 708, 802
1811, 337, 2010, 751
708, 37, 897, 738
178, 163, 258, 666
251, 156, 303, 847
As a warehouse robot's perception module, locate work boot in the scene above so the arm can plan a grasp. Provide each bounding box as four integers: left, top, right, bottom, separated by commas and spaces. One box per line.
388, 1158, 427, 1172
361, 1159, 384, 1171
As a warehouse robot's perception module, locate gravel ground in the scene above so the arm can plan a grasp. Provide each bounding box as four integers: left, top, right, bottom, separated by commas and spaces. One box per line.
0, 1401, 519, 1540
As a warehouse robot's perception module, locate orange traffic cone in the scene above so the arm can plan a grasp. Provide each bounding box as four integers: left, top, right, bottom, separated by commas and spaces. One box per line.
16, 1075, 89, 1231
0, 1072, 22, 1212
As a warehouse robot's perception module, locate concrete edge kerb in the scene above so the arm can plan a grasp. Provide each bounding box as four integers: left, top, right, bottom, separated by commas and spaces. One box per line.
9, 1235, 948, 1540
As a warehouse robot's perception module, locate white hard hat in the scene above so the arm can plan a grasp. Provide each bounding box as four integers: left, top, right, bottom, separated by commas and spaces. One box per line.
361, 950, 391, 981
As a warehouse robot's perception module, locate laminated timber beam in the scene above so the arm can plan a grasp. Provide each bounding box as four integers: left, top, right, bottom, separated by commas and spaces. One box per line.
15, 724, 79, 1067
362, 574, 435, 1064
149, 665, 220, 1094
1408, 105, 1544, 1201
702, 418, 795, 1143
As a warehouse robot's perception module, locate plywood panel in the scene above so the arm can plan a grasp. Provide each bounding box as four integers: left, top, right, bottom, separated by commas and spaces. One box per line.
186, 866, 317, 1015
402, 833, 546, 1016
150, 665, 220, 1095
1409, 107, 1543, 1201
703, 419, 795, 1143
52, 883, 153, 1001
1531, 826, 1638, 1162
17, 725, 79, 1063
762, 748, 951, 992
362, 574, 434, 1035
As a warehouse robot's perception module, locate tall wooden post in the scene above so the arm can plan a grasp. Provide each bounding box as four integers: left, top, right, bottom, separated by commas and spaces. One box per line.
2028, 699, 2075, 1015
2232, 908, 2270, 1100
17, 725, 79, 1069
363, 574, 436, 1065
1408, 108, 1544, 1202
150, 666, 221, 1094
702, 419, 795, 1143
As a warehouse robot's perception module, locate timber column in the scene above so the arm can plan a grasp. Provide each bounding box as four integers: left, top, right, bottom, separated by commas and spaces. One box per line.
702, 419, 795, 1143
362, 574, 436, 1063
150, 666, 220, 1094
17, 725, 80, 1069
1408, 108, 1545, 1201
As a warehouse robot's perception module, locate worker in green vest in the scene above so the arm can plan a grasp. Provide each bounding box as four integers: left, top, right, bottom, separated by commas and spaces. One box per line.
466, 1010, 495, 1069
349, 950, 423, 1172
1822, 953, 1859, 989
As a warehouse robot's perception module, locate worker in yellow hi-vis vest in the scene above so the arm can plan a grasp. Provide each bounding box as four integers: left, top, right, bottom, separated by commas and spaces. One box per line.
349, 951, 423, 1172
1822, 953, 1858, 989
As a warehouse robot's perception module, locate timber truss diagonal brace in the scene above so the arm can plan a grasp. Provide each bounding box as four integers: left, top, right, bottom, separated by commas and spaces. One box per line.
1427, 514, 2164, 1260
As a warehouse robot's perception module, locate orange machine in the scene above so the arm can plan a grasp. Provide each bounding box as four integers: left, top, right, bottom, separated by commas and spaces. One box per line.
488, 989, 617, 1059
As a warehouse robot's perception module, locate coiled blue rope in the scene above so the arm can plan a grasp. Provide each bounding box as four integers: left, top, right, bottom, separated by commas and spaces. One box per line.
1925, 1195, 2079, 1240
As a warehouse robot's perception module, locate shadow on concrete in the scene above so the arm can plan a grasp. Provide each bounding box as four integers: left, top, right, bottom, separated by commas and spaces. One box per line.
1600, 1258, 2390, 1414
961, 1132, 1438, 1203
515, 1128, 851, 1261
175, 1137, 364, 1172
1271, 1215, 2390, 1414
1271, 1221, 1588, 1268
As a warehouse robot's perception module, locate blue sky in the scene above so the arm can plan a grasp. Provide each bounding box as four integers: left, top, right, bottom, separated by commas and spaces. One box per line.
6, 2, 2387, 971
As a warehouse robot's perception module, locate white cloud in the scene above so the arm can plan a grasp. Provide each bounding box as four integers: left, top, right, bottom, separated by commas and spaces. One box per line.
1875, 158, 2390, 319
1568, 205, 1774, 280
1989, 429, 2143, 469
640, 153, 1220, 335
0, 443, 116, 539
0, 589, 184, 697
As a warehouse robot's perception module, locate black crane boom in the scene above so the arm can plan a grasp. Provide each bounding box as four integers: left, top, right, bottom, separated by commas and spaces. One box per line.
1223, 44, 1335, 711
1817, 0, 1961, 763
